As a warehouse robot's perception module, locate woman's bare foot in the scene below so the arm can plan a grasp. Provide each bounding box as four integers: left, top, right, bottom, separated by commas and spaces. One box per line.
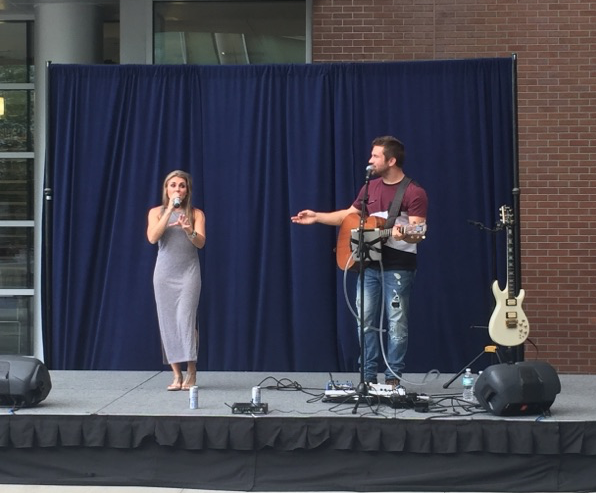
182, 372, 196, 390
167, 374, 183, 391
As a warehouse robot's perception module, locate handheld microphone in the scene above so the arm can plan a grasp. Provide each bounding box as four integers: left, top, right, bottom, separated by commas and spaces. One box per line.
173, 197, 182, 208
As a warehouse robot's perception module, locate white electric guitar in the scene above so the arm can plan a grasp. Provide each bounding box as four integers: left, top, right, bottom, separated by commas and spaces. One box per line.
488, 206, 530, 346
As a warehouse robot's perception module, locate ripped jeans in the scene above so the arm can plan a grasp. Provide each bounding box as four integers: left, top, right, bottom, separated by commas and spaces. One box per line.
355, 268, 416, 382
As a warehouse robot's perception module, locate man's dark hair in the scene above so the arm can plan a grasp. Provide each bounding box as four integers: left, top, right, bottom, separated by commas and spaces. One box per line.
372, 136, 405, 168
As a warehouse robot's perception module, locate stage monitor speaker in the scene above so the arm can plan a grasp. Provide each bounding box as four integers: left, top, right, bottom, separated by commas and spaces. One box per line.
0, 355, 52, 407
475, 361, 560, 416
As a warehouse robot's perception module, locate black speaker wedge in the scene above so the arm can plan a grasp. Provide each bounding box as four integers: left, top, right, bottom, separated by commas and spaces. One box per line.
475, 361, 561, 416
0, 355, 52, 407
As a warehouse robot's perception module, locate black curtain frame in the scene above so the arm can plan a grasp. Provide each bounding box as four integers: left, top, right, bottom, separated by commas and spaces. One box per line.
42, 60, 53, 367
44, 59, 515, 372
510, 53, 524, 363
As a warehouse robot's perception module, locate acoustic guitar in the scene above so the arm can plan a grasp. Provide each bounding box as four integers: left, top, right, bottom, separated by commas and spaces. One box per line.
336, 213, 426, 271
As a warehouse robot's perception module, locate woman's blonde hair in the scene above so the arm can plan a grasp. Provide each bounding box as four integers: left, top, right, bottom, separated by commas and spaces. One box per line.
161, 170, 194, 220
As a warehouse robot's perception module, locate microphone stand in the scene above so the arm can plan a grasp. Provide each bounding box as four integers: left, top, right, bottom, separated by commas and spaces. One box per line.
353, 168, 374, 413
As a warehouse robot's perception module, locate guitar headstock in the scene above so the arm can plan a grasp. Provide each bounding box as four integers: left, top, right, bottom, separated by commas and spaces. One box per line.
499, 205, 514, 227
402, 223, 427, 237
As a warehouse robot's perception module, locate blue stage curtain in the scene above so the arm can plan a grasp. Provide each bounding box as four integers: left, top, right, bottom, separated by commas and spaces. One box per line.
47, 59, 513, 371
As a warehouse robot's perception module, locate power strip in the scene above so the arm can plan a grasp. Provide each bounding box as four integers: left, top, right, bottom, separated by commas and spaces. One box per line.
231, 402, 269, 414
388, 393, 430, 411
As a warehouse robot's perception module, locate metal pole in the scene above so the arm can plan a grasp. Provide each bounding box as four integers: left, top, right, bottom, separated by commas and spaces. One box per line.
42, 60, 53, 368
511, 53, 524, 362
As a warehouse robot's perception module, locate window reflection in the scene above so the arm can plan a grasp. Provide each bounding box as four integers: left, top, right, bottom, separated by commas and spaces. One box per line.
0, 20, 34, 358
0, 296, 32, 354
0, 21, 34, 83
154, 1, 306, 65
0, 159, 33, 220
0, 90, 34, 152
0, 228, 33, 289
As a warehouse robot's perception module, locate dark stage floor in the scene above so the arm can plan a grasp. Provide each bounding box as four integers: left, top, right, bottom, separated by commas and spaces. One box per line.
1, 368, 596, 492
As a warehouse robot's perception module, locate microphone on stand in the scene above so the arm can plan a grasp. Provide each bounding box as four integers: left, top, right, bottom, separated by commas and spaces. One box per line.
365, 165, 375, 180
173, 197, 182, 208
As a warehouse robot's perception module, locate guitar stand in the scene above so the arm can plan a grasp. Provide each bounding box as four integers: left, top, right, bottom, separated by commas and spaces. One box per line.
443, 343, 502, 389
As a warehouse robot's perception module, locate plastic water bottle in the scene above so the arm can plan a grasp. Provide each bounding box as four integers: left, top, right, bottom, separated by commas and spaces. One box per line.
462, 368, 476, 402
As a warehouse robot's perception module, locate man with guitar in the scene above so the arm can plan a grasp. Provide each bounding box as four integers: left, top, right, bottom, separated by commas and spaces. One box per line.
291, 136, 428, 387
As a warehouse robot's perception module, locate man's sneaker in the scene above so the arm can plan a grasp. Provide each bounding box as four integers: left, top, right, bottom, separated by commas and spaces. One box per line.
385, 378, 400, 388
366, 377, 378, 385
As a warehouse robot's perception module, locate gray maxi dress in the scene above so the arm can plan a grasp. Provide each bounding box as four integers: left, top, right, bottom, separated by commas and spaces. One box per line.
153, 210, 201, 364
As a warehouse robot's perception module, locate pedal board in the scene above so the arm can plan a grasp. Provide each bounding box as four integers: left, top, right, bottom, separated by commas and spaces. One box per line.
325, 380, 354, 390
324, 383, 400, 399
231, 402, 269, 414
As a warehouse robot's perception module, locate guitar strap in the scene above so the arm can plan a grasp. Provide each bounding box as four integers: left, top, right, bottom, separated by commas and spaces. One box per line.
385, 176, 412, 228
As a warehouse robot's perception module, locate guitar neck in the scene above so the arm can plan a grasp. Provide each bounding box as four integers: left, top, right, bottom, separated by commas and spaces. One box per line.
380, 223, 427, 238
506, 226, 516, 299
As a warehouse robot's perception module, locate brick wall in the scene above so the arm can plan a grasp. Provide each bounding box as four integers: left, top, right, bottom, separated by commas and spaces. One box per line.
312, 0, 596, 373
